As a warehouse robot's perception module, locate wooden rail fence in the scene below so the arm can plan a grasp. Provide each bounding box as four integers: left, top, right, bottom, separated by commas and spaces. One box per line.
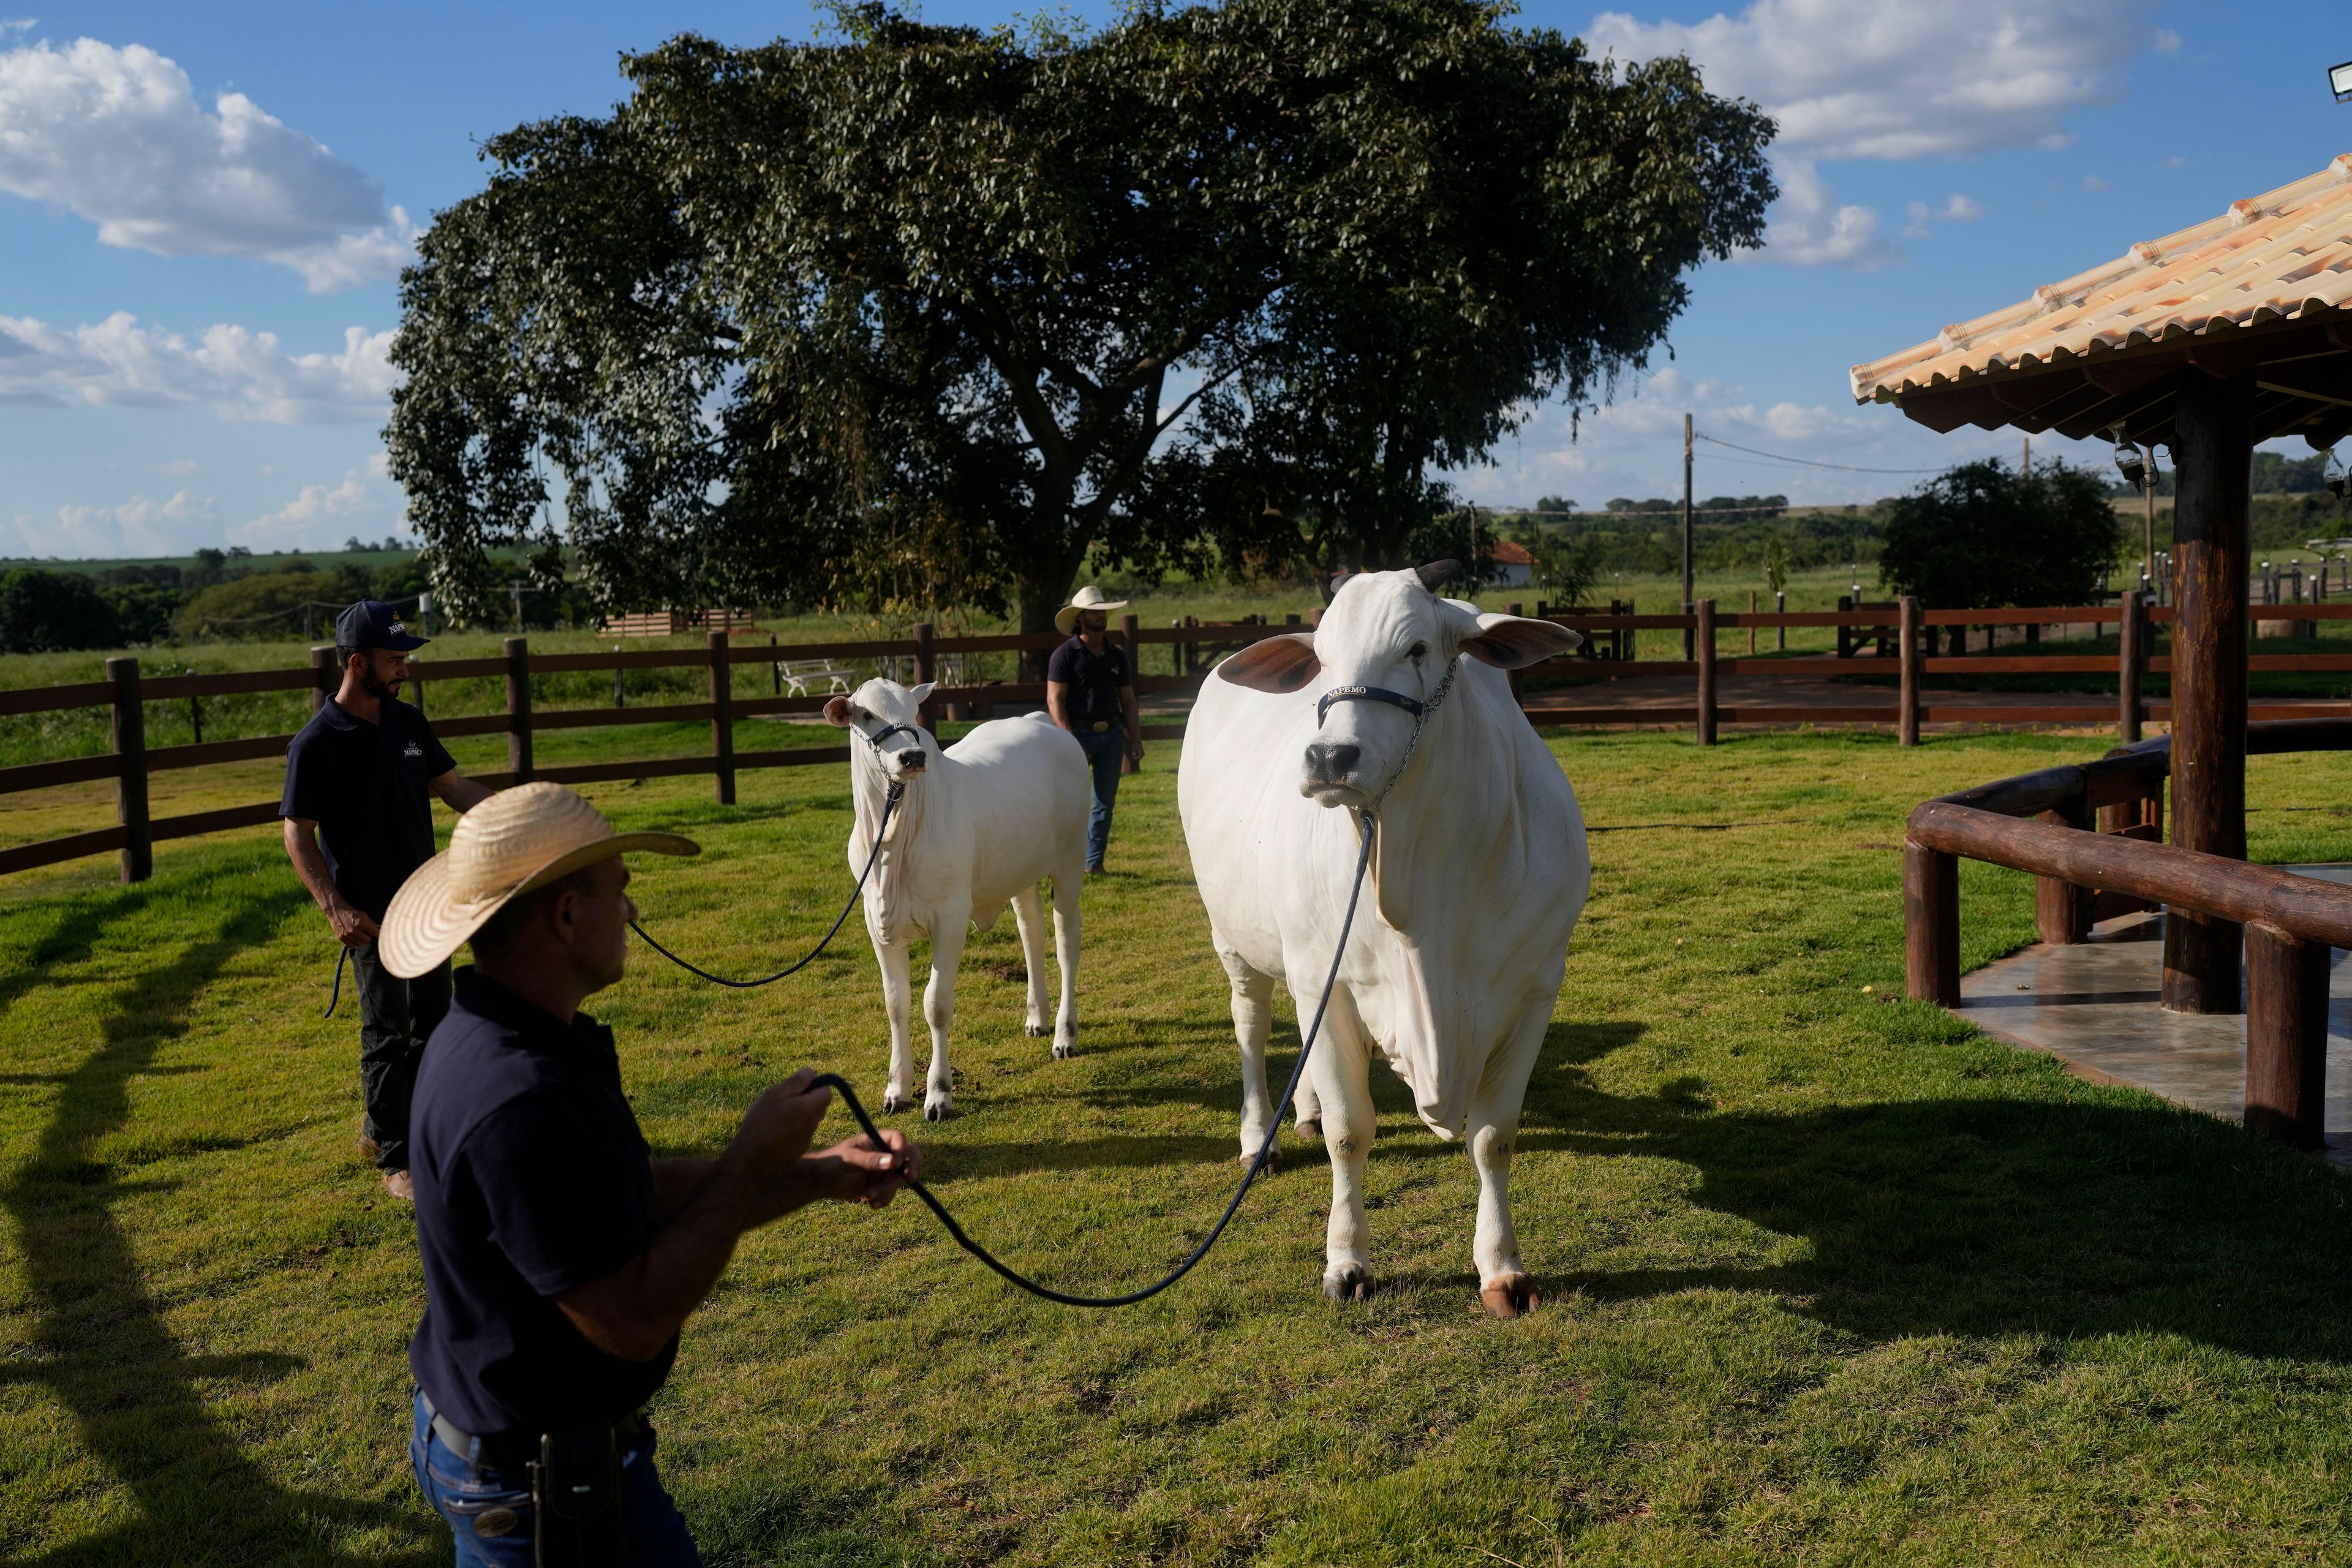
1904, 718, 2352, 1150
5, 603, 2350, 883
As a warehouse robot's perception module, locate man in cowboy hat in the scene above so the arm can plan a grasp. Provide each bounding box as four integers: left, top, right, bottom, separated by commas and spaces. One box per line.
382, 781, 919, 1566
1046, 584, 1143, 873
282, 598, 492, 1200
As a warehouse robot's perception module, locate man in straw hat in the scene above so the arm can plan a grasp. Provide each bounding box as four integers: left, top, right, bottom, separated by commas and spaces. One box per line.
382, 781, 919, 1566
1046, 584, 1143, 873
282, 598, 492, 1200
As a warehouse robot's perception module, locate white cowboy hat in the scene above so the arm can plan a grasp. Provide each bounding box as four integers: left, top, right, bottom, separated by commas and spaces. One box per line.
379, 781, 698, 978
1054, 584, 1130, 635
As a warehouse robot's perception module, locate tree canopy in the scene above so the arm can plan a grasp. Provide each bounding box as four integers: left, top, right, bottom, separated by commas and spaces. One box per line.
1878, 460, 2125, 611
386, 0, 1775, 639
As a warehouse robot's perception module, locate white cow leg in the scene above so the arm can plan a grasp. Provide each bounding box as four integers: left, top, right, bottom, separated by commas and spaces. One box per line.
1047, 865, 1081, 1059
1313, 994, 1377, 1302
1469, 1012, 1549, 1318
920, 903, 970, 1121
1217, 935, 1278, 1166
873, 930, 918, 1115
1010, 884, 1053, 1039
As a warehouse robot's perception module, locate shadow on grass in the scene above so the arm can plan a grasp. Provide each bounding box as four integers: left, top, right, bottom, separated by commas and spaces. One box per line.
1507, 1046, 2352, 1362
5, 878, 435, 1567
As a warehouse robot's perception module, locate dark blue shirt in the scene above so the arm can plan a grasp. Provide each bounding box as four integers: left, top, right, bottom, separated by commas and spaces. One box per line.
1046, 635, 1131, 728
279, 696, 454, 920
408, 968, 675, 1436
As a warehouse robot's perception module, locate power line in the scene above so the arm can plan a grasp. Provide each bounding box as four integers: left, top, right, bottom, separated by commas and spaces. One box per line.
1692, 431, 1946, 475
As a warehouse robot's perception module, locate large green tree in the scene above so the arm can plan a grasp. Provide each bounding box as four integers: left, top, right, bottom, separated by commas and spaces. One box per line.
1879, 459, 2126, 613
385, 0, 1774, 643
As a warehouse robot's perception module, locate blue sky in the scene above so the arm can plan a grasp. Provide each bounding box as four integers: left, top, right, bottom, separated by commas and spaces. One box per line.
1, 0, 2345, 557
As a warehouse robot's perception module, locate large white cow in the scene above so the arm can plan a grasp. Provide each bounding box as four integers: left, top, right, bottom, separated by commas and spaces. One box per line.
824, 679, 1090, 1120
1177, 564, 1589, 1317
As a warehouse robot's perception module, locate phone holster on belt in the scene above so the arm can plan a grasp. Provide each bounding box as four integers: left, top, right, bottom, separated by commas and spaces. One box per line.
529, 1427, 629, 1568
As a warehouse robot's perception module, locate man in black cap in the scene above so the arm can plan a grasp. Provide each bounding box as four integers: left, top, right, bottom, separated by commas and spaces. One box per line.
283, 598, 492, 1199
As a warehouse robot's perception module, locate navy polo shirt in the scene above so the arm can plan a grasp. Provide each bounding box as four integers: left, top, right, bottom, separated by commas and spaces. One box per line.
409, 968, 674, 1436
280, 696, 454, 921
1046, 635, 1131, 729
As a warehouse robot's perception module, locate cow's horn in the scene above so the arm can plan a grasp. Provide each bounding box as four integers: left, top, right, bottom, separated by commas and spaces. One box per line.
1414, 560, 1459, 592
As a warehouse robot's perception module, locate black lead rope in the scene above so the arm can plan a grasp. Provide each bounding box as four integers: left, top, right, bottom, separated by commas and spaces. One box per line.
809, 807, 1379, 1308
627, 781, 905, 987
323, 945, 349, 1019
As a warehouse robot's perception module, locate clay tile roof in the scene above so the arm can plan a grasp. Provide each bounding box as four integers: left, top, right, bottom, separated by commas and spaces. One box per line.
1853, 153, 2352, 404
1488, 540, 1536, 565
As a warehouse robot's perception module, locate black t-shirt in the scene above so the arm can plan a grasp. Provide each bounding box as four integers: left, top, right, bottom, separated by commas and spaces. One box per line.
1046, 635, 1131, 728
408, 968, 675, 1436
279, 696, 454, 921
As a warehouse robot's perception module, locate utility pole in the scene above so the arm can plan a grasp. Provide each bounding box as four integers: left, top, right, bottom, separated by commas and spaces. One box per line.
508, 577, 525, 633
1681, 412, 1695, 659
2021, 434, 2031, 474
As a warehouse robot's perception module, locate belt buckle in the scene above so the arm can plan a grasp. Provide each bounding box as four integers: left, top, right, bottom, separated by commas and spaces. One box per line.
1091, 722, 1110, 733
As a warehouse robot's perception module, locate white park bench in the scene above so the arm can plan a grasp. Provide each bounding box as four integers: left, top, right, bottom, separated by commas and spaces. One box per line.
776, 658, 858, 697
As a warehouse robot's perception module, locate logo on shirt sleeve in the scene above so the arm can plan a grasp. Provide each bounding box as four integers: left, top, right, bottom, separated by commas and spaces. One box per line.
404, 741, 424, 758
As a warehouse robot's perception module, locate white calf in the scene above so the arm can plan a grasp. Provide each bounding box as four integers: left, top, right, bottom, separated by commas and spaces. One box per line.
825, 679, 1090, 1119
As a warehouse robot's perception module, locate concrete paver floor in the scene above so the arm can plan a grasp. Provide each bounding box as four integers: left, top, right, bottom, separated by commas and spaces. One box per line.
1958, 864, 2352, 1167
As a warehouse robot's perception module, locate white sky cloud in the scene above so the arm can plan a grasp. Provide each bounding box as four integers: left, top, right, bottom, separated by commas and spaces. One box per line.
233, 466, 379, 549
0, 36, 411, 290
9, 488, 218, 557
0, 313, 396, 422
1587, 0, 2160, 270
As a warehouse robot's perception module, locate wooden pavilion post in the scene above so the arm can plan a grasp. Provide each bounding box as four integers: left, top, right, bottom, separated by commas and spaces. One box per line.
2161, 371, 2252, 1014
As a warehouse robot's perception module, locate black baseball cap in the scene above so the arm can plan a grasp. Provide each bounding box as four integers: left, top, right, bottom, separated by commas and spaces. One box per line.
335, 599, 429, 652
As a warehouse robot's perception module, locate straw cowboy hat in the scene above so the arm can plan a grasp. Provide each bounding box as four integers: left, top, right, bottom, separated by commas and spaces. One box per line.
380, 782, 698, 978
1054, 584, 1129, 636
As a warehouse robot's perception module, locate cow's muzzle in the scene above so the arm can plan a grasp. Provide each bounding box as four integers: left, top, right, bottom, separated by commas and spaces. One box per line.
893, 748, 927, 774
1301, 740, 1362, 801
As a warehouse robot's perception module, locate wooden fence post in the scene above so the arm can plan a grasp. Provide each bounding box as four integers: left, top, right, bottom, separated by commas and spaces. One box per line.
1120, 613, 1142, 773
2244, 921, 2328, 1149
1898, 596, 1922, 747
708, 630, 735, 805
2033, 804, 2094, 944
1836, 595, 1853, 658
311, 644, 337, 712
912, 622, 936, 732
2117, 589, 2144, 744
504, 636, 533, 785
1903, 840, 1960, 1005
1694, 598, 1717, 745
108, 656, 150, 884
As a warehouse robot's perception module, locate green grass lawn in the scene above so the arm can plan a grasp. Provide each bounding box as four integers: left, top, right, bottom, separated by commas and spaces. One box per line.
5, 728, 2352, 1566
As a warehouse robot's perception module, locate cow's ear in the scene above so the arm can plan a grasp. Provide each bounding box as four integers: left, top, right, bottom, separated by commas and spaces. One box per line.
823, 696, 856, 728
907, 681, 936, 707
1216, 632, 1321, 693
1460, 613, 1581, 669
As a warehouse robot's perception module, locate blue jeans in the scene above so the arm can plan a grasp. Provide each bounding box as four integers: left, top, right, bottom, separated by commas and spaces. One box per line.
1077, 729, 1125, 870
410, 1391, 700, 1567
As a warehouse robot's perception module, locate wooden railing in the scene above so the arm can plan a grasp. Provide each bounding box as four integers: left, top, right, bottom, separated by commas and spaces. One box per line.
1903, 718, 2352, 1150
4, 601, 2348, 885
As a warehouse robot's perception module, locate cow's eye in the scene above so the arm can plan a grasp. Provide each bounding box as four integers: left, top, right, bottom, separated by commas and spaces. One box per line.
1408, 642, 1427, 661
850, 707, 869, 723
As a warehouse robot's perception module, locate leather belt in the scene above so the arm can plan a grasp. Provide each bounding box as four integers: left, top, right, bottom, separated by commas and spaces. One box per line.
420, 1390, 647, 1474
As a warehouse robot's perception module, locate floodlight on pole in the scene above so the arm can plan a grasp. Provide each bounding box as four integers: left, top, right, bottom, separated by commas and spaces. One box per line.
2111, 432, 2146, 489
2332, 59, 2352, 102
2325, 447, 2347, 498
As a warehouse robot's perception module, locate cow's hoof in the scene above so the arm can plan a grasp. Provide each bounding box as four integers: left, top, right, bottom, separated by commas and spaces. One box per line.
881, 1091, 909, 1115
1025, 1022, 1050, 1038
1239, 1142, 1278, 1170
1322, 1265, 1373, 1304
924, 1098, 954, 1123
1052, 1039, 1075, 1060
1479, 1273, 1540, 1319
1295, 1118, 1323, 1140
